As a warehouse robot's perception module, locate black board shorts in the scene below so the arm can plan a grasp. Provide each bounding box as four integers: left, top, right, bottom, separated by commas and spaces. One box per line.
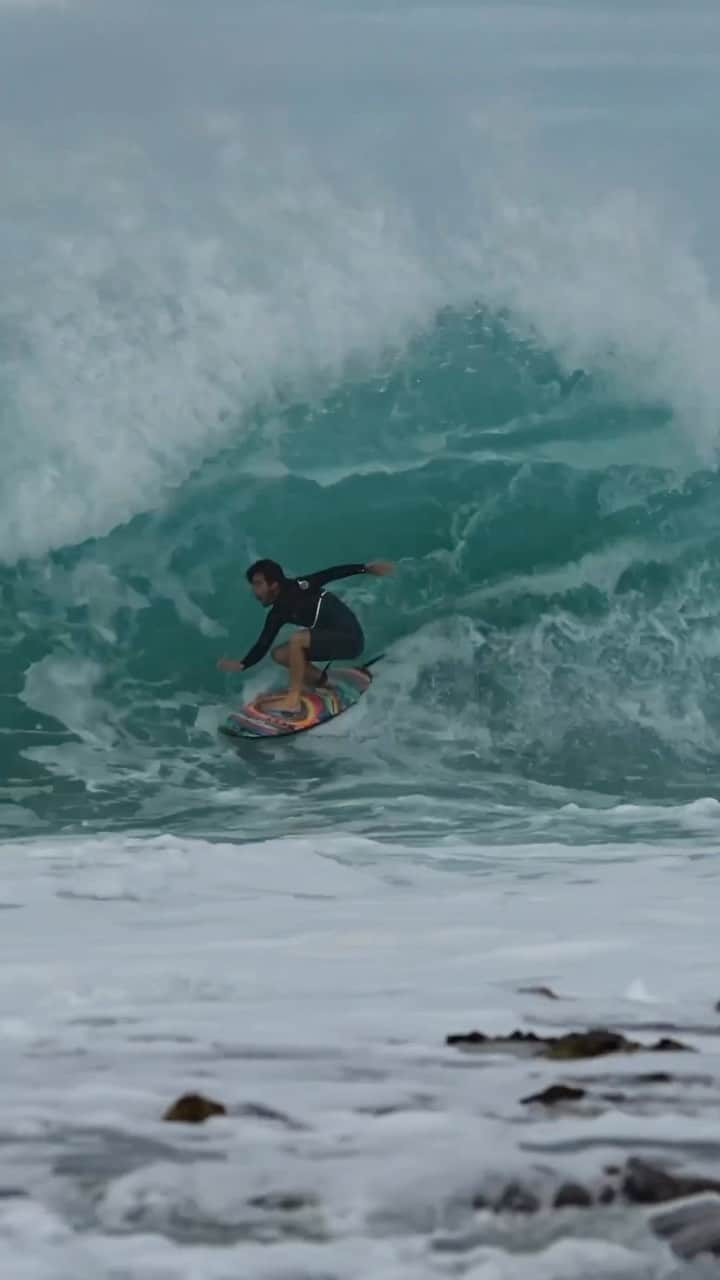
308, 593, 364, 661
309, 626, 364, 661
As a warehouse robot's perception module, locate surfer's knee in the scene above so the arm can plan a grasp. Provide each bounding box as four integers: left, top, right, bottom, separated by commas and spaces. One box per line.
289, 629, 310, 650
272, 644, 289, 666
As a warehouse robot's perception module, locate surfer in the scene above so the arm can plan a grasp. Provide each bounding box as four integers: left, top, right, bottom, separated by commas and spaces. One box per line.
217, 559, 394, 713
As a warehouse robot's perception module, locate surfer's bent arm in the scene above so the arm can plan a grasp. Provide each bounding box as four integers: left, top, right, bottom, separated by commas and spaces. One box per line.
240, 611, 282, 670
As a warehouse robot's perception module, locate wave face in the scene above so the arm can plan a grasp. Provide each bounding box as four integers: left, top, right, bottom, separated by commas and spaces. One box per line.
2, 0, 720, 839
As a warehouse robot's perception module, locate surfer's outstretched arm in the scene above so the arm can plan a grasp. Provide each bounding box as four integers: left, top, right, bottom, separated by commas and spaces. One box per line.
303, 561, 395, 589
217, 609, 281, 673
240, 610, 283, 669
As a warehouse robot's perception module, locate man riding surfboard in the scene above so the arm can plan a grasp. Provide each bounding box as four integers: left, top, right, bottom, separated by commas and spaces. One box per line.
217, 558, 394, 713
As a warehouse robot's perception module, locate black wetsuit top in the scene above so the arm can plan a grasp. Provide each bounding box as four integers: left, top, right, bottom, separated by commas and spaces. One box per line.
241, 564, 368, 670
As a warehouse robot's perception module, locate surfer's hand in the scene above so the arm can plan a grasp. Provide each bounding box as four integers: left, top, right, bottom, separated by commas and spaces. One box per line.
366, 560, 395, 576
217, 658, 244, 673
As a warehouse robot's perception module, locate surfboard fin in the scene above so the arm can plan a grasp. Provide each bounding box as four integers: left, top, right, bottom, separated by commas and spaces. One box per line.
361, 653, 384, 671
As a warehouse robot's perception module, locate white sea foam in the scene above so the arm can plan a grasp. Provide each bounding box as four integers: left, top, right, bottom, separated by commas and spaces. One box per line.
0, 830, 718, 1276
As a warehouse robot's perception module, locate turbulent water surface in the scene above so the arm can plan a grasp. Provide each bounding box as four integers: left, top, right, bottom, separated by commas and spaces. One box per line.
2, 1, 720, 1277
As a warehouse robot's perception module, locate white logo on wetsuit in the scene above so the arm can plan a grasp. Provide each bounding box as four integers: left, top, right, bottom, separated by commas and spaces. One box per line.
295, 578, 325, 626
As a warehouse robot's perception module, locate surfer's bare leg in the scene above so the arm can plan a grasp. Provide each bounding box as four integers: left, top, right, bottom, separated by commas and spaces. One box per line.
270, 642, 324, 687
263, 631, 311, 712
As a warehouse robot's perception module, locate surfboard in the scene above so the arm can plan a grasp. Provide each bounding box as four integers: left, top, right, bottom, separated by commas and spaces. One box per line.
219, 664, 375, 741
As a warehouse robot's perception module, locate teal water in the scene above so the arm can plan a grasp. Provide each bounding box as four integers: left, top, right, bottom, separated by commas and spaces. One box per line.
2, 0, 720, 842
3, 305, 720, 839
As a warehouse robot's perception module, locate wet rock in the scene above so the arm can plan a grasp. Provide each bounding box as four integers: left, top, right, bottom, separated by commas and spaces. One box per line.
635, 1072, 673, 1084
622, 1160, 683, 1205
163, 1093, 227, 1124
622, 1158, 720, 1205
546, 1030, 637, 1060
553, 1182, 593, 1209
521, 1084, 586, 1106
447, 1026, 692, 1059
494, 1183, 540, 1214
471, 1160, 720, 1226
447, 1029, 486, 1047
517, 985, 560, 1000
550, 1030, 627, 1059
476, 1164, 720, 1223
446, 1029, 543, 1050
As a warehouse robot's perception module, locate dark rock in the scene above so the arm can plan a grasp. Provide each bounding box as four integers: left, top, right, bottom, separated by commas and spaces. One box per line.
622, 1158, 720, 1206
599, 1185, 616, 1205
446, 1029, 543, 1049
517, 986, 560, 1000
553, 1182, 593, 1209
447, 1026, 692, 1059
521, 1084, 586, 1106
495, 1183, 540, 1214
635, 1072, 673, 1084
163, 1093, 227, 1124
623, 1160, 683, 1205
446, 1030, 488, 1047
546, 1029, 634, 1060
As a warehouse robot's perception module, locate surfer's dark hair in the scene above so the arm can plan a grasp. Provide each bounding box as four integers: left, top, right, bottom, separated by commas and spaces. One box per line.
246, 558, 286, 585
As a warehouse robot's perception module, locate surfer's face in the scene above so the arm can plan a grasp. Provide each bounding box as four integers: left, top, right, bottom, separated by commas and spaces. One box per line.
250, 573, 280, 606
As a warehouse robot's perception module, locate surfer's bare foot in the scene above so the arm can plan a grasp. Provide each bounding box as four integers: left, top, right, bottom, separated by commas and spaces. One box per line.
266, 692, 302, 713
256, 697, 282, 711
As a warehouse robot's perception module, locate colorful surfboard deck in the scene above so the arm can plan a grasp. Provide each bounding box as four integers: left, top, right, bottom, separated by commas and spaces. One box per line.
219, 664, 375, 741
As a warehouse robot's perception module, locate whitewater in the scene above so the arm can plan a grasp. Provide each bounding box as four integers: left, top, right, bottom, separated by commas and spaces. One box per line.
3, 0, 720, 1276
